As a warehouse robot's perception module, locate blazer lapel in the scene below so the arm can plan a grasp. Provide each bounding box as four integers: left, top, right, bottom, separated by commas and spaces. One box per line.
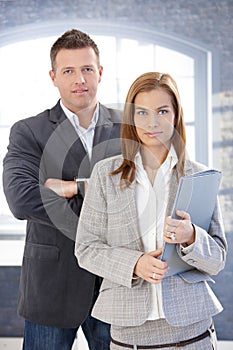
166, 170, 179, 216
112, 175, 143, 251
166, 160, 194, 216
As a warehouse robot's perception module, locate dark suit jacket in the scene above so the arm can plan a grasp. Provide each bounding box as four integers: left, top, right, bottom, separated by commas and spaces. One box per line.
3, 101, 122, 328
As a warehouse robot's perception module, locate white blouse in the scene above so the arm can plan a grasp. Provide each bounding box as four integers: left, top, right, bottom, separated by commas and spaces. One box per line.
135, 147, 178, 320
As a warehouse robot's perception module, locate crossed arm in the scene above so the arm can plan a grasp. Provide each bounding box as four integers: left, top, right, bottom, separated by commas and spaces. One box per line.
44, 178, 78, 198
3, 120, 81, 237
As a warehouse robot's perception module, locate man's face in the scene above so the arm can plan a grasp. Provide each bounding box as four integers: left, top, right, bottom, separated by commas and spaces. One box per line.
49, 47, 103, 115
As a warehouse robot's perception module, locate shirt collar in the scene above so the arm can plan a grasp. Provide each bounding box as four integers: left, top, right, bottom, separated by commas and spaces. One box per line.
165, 145, 178, 171
60, 100, 99, 130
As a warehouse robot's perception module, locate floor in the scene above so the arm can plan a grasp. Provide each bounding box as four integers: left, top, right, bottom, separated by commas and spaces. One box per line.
0, 328, 88, 349
0, 334, 232, 350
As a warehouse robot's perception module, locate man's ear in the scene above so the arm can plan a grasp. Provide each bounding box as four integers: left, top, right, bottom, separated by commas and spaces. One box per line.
49, 70, 56, 85
98, 66, 103, 83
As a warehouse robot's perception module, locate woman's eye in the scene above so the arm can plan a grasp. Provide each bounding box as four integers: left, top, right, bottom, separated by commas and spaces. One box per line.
137, 110, 147, 116
158, 109, 167, 116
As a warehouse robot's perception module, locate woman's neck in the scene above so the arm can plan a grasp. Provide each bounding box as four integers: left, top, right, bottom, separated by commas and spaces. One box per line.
140, 145, 169, 169
140, 145, 170, 185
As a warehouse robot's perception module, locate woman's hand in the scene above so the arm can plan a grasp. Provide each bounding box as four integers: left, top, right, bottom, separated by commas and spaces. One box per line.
134, 248, 168, 284
164, 210, 195, 246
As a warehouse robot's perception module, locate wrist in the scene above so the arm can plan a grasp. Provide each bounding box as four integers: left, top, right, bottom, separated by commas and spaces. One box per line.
186, 224, 196, 246
74, 177, 85, 197
73, 180, 78, 195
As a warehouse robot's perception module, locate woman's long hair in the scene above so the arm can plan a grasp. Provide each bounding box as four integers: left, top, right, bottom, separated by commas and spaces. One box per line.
111, 72, 186, 186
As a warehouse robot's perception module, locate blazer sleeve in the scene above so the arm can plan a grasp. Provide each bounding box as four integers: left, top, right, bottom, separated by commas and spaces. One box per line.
75, 162, 143, 289
177, 196, 227, 275
3, 119, 81, 238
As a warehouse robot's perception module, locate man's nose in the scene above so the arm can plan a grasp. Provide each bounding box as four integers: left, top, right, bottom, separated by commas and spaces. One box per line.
75, 71, 85, 84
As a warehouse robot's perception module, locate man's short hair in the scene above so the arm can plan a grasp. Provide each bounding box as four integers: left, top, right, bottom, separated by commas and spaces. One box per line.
50, 29, 100, 71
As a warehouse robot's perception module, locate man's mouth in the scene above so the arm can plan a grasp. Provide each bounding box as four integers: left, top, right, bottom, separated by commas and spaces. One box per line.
72, 88, 88, 94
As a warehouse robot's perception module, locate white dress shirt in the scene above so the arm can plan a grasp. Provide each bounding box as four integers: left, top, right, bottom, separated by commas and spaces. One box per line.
135, 146, 178, 320
60, 101, 99, 159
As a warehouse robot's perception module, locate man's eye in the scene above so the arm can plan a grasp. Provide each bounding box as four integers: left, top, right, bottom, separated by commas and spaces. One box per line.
83, 67, 94, 73
63, 69, 72, 75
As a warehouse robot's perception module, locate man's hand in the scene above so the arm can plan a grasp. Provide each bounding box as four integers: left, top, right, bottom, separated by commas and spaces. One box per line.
44, 178, 77, 198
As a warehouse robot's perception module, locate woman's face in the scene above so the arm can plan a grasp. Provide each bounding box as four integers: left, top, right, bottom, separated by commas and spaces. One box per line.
134, 88, 176, 153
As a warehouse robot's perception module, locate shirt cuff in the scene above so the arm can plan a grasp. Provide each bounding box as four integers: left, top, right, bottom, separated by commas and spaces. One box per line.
180, 242, 195, 254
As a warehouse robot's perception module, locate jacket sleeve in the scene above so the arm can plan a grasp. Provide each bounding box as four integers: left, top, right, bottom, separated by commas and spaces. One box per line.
3, 120, 81, 239
75, 162, 143, 289
177, 197, 227, 275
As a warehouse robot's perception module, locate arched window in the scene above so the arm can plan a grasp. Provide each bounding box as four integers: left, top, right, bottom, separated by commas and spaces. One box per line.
0, 22, 212, 246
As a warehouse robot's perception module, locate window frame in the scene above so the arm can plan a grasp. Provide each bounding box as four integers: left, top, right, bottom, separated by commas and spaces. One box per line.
0, 21, 213, 240
0, 21, 213, 165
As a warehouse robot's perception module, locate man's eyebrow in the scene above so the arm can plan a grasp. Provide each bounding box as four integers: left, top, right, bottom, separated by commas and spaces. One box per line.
61, 66, 75, 70
60, 64, 95, 70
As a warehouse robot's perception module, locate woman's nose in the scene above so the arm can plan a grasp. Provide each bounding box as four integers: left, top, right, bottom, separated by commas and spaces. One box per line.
148, 111, 160, 127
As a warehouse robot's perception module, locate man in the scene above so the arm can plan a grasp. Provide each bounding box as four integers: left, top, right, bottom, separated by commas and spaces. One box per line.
3, 29, 121, 350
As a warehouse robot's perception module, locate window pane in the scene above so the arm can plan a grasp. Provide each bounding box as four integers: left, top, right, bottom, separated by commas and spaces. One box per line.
185, 125, 195, 160
93, 36, 118, 104
155, 46, 194, 77
0, 126, 11, 216
177, 77, 195, 123
0, 38, 59, 124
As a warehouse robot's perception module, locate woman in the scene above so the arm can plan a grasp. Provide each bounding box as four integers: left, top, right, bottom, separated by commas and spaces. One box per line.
75, 72, 227, 349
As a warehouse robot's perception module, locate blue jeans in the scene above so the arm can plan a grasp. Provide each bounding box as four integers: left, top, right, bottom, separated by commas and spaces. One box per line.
22, 316, 110, 350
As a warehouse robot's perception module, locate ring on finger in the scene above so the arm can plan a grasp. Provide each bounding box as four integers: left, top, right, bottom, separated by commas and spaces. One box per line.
166, 231, 174, 238
170, 233, 176, 241
152, 272, 157, 280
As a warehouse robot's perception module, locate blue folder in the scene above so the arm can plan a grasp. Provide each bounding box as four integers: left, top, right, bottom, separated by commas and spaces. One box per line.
161, 169, 222, 276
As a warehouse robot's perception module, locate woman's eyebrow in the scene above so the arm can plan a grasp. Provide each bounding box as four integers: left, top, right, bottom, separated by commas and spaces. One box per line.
135, 106, 147, 110
157, 104, 170, 109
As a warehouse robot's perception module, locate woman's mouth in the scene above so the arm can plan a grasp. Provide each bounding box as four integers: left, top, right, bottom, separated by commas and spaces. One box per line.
144, 132, 163, 137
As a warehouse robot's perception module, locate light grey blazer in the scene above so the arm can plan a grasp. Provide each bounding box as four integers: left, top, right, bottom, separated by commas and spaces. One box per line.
75, 154, 227, 327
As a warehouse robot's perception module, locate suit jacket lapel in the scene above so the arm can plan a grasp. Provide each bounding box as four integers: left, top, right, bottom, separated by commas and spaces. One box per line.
48, 101, 84, 155
91, 104, 115, 168
48, 101, 91, 177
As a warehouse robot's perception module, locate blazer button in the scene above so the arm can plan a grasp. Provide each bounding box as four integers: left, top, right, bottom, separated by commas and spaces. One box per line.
187, 259, 197, 264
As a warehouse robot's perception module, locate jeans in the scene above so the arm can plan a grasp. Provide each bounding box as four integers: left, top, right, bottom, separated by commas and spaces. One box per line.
22, 316, 111, 350
82, 314, 111, 350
